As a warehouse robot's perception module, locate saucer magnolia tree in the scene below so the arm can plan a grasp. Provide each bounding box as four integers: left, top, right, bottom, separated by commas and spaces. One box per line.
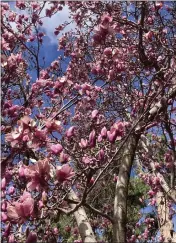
1, 1, 176, 243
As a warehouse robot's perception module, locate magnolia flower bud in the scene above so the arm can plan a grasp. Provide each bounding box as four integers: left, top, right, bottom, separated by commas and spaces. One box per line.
1, 177, 6, 190
91, 110, 99, 119
59, 152, 69, 163
104, 47, 112, 56
1, 212, 8, 222
148, 190, 156, 197
1, 201, 7, 211
98, 149, 105, 161
101, 126, 107, 138
97, 134, 103, 142
53, 227, 59, 235
19, 165, 25, 177
79, 138, 88, 149
82, 156, 93, 165
8, 186, 15, 195
89, 177, 95, 184
26, 232, 37, 243
113, 174, 118, 182
38, 200, 44, 209
89, 130, 96, 148
107, 130, 117, 143
66, 126, 75, 138
42, 191, 47, 204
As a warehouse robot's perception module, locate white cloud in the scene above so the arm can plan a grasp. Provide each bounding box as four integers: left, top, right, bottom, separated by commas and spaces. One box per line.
8, 2, 76, 44
41, 5, 76, 44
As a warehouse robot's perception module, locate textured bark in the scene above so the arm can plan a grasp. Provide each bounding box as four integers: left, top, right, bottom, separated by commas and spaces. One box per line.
113, 135, 139, 243
156, 192, 174, 242
68, 190, 97, 243
172, 232, 176, 242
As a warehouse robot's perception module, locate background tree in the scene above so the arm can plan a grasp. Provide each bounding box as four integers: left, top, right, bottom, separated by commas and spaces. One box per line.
1, 1, 176, 243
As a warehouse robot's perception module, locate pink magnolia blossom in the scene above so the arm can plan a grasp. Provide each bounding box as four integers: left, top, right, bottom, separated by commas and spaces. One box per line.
1, 38, 10, 51
89, 130, 96, 148
20, 116, 32, 126
19, 165, 25, 177
45, 119, 62, 132
107, 130, 117, 143
108, 69, 115, 80
89, 177, 95, 184
26, 232, 37, 243
16, 1, 26, 9
113, 174, 118, 182
66, 126, 75, 138
79, 138, 88, 149
38, 200, 44, 209
34, 128, 47, 141
53, 227, 59, 235
7, 192, 34, 222
148, 190, 156, 197
91, 109, 99, 119
101, 127, 107, 138
42, 191, 47, 204
1, 2, 10, 11
59, 152, 69, 163
1, 177, 6, 189
97, 134, 103, 142
144, 31, 154, 41
8, 186, 15, 195
56, 164, 74, 183
98, 149, 105, 161
156, 2, 163, 9
24, 159, 50, 191
82, 83, 91, 91
112, 121, 125, 139
1, 201, 7, 211
8, 234, 15, 243
101, 14, 113, 24
150, 198, 156, 206
1, 212, 8, 222
50, 143, 63, 155
5, 116, 36, 148
104, 47, 112, 56
82, 156, 94, 165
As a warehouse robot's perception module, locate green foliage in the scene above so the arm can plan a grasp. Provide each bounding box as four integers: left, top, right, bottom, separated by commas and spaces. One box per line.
51, 214, 76, 241
127, 177, 149, 226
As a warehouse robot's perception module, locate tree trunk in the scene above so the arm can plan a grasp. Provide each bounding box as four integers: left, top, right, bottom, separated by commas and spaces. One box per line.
113, 135, 139, 243
68, 190, 97, 243
156, 191, 174, 242
172, 232, 176, 242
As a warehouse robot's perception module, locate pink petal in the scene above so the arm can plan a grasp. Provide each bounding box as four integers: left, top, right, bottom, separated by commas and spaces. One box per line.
91, 110, 99, 119
50, 144, 63, 154
23, 198, 34, 217
26, 232, 37, 243
1, 212, 8, 222
7, 205, 19, 221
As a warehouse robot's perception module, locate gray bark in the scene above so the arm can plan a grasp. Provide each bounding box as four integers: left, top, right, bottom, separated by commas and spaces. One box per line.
68, 190, 97, 243
156, 192, 174, 242
113, 135, 139, 243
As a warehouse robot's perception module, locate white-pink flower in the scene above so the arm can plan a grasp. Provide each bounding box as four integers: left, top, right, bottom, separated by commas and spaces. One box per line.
50, 144, 63, 155
56, 164, 74, 183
